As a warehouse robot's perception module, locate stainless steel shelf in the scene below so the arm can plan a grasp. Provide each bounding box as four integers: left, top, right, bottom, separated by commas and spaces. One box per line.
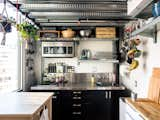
40, 37, 119, 42
39, 21, 129, 27
79, 38, 119, 41
131, 16, 160, 37
78, 59, 119, 63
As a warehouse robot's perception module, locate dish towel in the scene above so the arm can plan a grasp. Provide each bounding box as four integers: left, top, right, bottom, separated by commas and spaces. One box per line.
40, 107, 49, 120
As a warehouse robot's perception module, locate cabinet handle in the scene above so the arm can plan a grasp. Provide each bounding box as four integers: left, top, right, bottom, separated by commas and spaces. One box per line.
73, 97, 81, 100
52, 96, 57, 99
109, 91, 111, 99
73, 91, 82, 94
73, 104, 81, 107
72, 112, 81, 115
105, 91, 108, 99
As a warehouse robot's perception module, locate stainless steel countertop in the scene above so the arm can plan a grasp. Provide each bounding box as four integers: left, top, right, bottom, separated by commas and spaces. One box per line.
30, 84, 126, 91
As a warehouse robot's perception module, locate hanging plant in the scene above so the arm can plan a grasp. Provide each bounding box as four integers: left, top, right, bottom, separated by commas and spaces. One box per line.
17, 22, 39, 41
0, 0, 14, 45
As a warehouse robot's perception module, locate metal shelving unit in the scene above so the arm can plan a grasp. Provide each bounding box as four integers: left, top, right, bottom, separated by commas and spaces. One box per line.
9, 0, 129, 28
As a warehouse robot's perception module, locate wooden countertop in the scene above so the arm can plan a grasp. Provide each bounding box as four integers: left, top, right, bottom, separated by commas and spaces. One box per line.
125, 98, 160, 120
0, 92, 53, 117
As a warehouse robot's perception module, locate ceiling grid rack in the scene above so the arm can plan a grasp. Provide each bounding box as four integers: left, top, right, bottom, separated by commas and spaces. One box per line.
8, 0, 131, 28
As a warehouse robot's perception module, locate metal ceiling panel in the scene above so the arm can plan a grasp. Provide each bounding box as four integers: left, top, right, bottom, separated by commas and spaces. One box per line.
29, 12, 127, 18
8, 0, 129, 28
9, 0, 128, 4
20, 3, 127, 12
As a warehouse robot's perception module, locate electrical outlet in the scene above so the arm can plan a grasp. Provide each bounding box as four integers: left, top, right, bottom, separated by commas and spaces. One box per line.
134, 80, 137, 87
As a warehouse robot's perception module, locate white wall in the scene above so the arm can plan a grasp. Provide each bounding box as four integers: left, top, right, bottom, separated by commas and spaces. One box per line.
127, 0, 143, 15
122, 0, 160, 98
120, 33, 160, 98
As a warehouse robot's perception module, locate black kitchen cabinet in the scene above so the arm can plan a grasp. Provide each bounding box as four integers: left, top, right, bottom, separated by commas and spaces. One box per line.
31, 89, 130, 120
52, 90, 118, 120
84, 91, 112, 120
52, 91, 72, 120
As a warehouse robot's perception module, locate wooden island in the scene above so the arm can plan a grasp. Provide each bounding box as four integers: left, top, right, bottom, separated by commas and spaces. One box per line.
0, 92, 53, 120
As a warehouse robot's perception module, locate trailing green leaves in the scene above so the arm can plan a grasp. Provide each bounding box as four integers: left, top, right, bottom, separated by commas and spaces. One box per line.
17, 22, 39, 41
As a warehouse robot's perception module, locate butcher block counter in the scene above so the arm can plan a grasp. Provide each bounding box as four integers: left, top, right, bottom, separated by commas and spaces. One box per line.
125, 98, 160, 120
0, 92, 53, 120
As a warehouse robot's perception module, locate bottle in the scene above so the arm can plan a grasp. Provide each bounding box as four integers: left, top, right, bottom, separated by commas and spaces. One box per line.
91, 74, 95, 86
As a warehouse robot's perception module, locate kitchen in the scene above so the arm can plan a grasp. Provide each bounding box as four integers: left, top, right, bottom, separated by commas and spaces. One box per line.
0, 0, 160, 120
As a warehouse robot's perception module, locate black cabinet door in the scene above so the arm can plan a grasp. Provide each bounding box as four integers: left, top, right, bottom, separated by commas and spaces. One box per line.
52, 91, 61, 120
84, 91, 112, 120
52, 90, 72, 120
60, 91, 72, 120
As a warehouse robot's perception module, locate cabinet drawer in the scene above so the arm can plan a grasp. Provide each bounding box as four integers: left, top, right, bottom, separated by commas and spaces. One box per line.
71, 109, 82, 119
126, 103, 144, 120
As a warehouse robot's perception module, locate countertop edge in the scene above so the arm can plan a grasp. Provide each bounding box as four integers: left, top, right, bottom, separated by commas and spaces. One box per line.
30, 85, 126, 91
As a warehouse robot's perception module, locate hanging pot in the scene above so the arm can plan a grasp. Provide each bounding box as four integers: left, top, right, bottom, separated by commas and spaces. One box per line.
119, 47, 127, 63
134, 38, 141, 46
127, 57, 133, 64
134, 50, 142, 58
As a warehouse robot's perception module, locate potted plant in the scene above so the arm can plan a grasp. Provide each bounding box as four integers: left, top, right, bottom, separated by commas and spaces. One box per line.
17, 22, 39, 41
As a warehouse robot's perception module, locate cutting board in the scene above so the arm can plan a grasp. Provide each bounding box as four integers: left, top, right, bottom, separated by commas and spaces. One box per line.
148, 68, 160, 104
152, 68, 160, 78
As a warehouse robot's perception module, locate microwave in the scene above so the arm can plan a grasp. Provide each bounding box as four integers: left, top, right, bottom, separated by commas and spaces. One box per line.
42, 42, 75, 57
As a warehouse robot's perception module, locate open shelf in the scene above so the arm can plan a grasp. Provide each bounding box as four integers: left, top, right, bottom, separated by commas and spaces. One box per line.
40, 37, 119, 42
78, 59, 119, 63
131, 16, 160, 39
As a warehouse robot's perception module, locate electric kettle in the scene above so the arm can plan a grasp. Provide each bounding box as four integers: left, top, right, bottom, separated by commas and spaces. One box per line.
80, 49, 92, 60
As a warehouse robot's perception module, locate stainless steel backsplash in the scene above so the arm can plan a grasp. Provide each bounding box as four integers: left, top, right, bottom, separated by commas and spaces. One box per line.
65, 73, 116, 84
